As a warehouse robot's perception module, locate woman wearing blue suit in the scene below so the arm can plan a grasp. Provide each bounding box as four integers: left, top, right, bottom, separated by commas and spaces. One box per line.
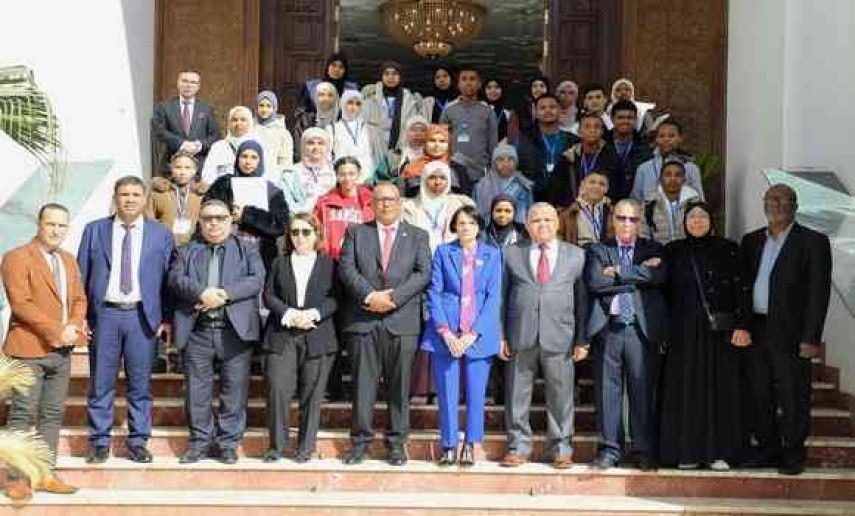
422, 205, 503, 467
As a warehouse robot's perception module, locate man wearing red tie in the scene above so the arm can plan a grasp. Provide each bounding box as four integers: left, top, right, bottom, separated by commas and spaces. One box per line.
2, 203, 88, 500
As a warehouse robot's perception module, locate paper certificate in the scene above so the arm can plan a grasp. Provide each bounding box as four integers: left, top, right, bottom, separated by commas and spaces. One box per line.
231, 177, 269, 211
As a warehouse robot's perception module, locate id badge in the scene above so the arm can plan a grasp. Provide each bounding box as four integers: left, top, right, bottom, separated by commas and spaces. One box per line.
457, 131, 471, 143
546, 162, 555, 173
173, 217, 192, 235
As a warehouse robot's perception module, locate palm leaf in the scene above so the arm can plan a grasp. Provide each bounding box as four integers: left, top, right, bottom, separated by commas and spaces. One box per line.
0, 430, 53, 486
0, 355, 35, 399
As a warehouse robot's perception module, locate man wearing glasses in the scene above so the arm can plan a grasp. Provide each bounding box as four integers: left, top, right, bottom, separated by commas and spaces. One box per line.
338, 182, 431, 466
167, 199, 265, 464
585, 198, 666, 471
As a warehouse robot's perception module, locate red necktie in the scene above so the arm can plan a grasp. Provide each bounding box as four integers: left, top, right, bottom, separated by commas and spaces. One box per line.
181, 101, 191, 134
537, 243, 550, 284
381, 226, 395, 272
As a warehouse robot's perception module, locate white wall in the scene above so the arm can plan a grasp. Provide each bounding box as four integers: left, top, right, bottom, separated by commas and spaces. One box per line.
727, 0, 855, 392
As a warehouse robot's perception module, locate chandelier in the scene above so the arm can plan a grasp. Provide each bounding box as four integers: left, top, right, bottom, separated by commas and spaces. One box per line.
379, 1, 488, 59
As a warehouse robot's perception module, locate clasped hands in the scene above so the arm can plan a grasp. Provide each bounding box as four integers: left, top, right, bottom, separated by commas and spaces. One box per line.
283, 309, 320, 330
57, 323, 90, 348
195, 287, 229, 312
442, 331, 477, 358
365, 289, 396, 314
602, 257, 661, 278
178, 140, 203, 155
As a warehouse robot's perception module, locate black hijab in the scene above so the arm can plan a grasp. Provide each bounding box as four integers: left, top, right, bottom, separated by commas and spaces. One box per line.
482, 77, 508, 139
323, 52, 350, 97
683, 200, 716, 247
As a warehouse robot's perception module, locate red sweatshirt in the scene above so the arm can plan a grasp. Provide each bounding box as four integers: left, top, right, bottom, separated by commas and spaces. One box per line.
313, 185, 375, 260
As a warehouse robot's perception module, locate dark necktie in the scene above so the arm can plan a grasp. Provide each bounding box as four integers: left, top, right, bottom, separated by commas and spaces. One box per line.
207, 246, 223, 287
120, 224, 134, 295
181, 101, 191, 134
537, 243, 551, 284
618, 245, 634, 322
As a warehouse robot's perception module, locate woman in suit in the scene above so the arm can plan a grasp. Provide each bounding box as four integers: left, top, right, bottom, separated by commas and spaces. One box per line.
422, 205, 502, 466
261, 213, 338, 463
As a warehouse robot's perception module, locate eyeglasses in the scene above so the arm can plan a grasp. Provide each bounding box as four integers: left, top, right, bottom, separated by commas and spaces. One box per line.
615, 215, 640, 224
290, 228, 314, 237
200, 215, 229, 224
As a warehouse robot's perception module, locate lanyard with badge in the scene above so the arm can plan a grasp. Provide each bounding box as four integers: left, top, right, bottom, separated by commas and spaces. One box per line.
616, 140, 634, 165
342, 120, 362, 146
542, 133, 561, 174
581, 148, 602, 177
173, 186, 193, 235
582, 204, 603, 239
457, 109, 472, 144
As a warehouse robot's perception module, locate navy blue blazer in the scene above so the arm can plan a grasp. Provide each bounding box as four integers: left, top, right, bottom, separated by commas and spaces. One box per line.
77, 216, 174, 333
421, 241, 503, 358
167, 236, 265, 350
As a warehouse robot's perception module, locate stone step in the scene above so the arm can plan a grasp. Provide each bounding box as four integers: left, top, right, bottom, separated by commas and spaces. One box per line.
5, 397, 851, 437
55, 427, 855, 467
46, 457, 855, 501
4, 489, 855, 515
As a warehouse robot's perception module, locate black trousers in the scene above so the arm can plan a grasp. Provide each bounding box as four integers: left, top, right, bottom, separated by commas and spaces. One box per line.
746, 316, 812, 461
347, 326, 417, 448
265, 336, 334, 454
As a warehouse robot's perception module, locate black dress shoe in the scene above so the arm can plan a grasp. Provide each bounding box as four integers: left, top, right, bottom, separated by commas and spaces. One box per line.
778, 457, 805, 476
459, 443, 475, 467
388, 446, 407, 466
85, 446, 110, 464
293, 450, 312, 464
343, 445, 368, 465
438, 448, 456, 466
262, 449, 282, 463
127, 446, 153, 463
636, 455, 658, 472
179, 448, 207, 464
590, 453, 619, 470
218, 448, 238, 465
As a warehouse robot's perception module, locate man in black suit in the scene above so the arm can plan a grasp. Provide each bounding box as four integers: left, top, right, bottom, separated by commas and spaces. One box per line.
585, 198, 667, 471
741, 184, 832, 475
167, 199, 265, 465
152, 70, 220, 175
338, 182, 431, 466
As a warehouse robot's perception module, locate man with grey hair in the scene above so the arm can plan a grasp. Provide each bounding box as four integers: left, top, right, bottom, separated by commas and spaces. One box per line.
586, 197, 666, 471
500, 202, 588, 469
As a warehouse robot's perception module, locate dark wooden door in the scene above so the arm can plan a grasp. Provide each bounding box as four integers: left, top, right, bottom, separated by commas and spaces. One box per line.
259, 0, 336, 121
547, 0, 622, 86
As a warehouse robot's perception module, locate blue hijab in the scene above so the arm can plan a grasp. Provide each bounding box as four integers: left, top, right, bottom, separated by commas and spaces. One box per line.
256, 90, 279, 126
233, 139, 265, 177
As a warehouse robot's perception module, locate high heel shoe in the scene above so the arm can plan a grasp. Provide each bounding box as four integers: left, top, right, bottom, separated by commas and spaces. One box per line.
438, 448, 456, 466
459, 443, 475, 467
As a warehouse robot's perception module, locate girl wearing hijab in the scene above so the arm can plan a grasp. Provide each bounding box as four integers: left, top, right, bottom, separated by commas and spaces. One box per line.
376, 115, 428, 183
482, 77, 514, 143
204, 140, 289, 269
279, 127, 337, 214
555, 80, 580, 131
292, 82, 340, 162
329, 90, 375, 183
517, 75, 551, 134
201, 106, 257, 184
472, 143, 533, 225
299, 52, 358, 113
659, 201, 750, 471
400, 124, 470, 197
607, 78, 659, 134
362, 61, 424, 165
255, 90, 294, 178
481, 194, 528, 249
423, 65, 458, 123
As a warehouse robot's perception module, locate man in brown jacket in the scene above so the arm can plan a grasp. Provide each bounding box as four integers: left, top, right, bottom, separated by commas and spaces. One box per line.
2, 203, 88, 500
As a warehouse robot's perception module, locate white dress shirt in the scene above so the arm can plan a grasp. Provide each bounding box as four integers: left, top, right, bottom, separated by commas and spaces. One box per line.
528, 238, 559, 277
283, 252, 321, 326
40, 247, 68, 324
105, 215, 144, 303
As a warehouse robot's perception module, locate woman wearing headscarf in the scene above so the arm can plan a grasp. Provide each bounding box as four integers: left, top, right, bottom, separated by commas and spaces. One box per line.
400, 123, 471, 197
362, 61, 424, 166
516, 74, 551, 134
376, 115, 428, 183
481, 77, 514, 143
607, 78, 660, 134
659, 201, 751, 471
201, 106, 257, 184
298, 52, 358, 113
423, 64, 458, 124
555, 80, 579, 131
255, 90, 294, 179
329, 90, 375, 183
472, 143, 533, 225
279, 127, 337, 214
481, 194, 528, 250
292, 81, 340, 162
204, 140, 289, 269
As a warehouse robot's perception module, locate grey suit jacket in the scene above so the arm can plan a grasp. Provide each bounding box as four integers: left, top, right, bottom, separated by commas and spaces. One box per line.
503, 240, 588, 354
338, 220, 432, 336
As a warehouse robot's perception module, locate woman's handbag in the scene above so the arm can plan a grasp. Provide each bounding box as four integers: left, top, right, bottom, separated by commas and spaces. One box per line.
689, 252, 735, 332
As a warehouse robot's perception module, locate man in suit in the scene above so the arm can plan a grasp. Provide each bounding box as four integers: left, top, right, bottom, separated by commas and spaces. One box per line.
168, 199, 265, 464
586, 198, 666, 471
741, 184, 831, 475
152, 70, 220, 175
499, 202, 588, 469
338, 182, 431, 466
2, 204, 87, 500
77, 176, 175, 464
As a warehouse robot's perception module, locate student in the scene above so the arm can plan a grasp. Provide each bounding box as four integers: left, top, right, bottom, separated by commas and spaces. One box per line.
423, 64, 457, 123
298, 52, 358, 113
255, 90, 294, 178
329, 90, 375, 183
518, 75, 551, 134
571, 84, 613, 135
377, 116, 429, 183
200, 106, 257, 185
279, 128, 337, 214
292, 82, 340, 162
362, 61, 424, 164
517, 94, 578, 203
313, 156, 374, 261
472, 143, 533, 225
399, 124, 471, 197
640, 159, 702, 245
557, 171, 613, 247
145, 151, 205, 246
631, 120, 704, 201
555, 80, 579, 131
481, 77, 514, 143
606, 100, 653, 200
440, 67, 498, 187
608, 78, 658, 134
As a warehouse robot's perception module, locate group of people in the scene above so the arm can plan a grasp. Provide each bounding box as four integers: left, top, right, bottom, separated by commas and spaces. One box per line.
0, 54, 833, 502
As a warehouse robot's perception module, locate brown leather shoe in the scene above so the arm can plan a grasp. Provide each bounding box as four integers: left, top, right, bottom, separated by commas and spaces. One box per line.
4, 478, 32, 501
552, 455, 574, 469
500, 453, 527, 467
36, 477, 78, 495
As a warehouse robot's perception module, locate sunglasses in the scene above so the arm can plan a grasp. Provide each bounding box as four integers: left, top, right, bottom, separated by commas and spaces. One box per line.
290, 228, 314, 237
615, 215, 640, 224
